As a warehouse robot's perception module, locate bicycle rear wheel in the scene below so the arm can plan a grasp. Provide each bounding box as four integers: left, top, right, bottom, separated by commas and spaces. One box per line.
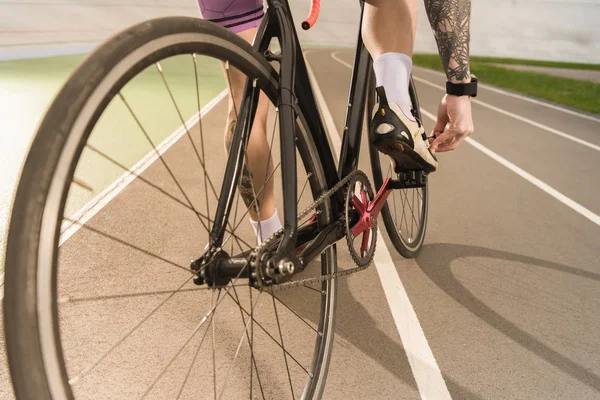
367, 70, 429, 258
4, 17, 336, 399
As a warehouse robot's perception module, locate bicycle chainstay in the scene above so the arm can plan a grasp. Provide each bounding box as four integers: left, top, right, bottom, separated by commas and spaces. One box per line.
249, 169, 374, 291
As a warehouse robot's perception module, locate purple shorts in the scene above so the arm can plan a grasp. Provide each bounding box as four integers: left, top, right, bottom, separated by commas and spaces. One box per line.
198, 0, 264, 33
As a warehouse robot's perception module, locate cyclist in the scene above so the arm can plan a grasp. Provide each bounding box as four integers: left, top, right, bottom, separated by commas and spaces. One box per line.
197, 0, 475, 243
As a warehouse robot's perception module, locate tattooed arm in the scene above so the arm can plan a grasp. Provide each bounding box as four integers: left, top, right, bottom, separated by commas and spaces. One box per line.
424, 0, 474, 152
424, 0, 472, 83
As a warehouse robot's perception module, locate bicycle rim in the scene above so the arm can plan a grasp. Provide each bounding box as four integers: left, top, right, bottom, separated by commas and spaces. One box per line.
4, 17, 336, 400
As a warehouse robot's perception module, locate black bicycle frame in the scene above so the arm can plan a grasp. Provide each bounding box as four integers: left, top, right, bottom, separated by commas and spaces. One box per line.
208, 0, 372, 272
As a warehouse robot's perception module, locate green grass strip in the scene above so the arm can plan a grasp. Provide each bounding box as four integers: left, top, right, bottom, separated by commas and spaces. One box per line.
470, 55, 600, 71
412, 54, 600, 115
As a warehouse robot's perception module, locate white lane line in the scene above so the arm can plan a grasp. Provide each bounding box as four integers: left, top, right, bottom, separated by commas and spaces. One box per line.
418, 107, 600, 227
0, 91, 227, 301
332, 51, 600, 226
411, 75, 600, 153
309, 51, 453, 400
330, 52, 352, 71
332, 51, 600, 151
60, 90, 228, 245
412, 65, 600, 124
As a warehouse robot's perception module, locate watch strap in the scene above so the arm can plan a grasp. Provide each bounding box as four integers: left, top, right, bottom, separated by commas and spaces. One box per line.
446, 76, 478, 97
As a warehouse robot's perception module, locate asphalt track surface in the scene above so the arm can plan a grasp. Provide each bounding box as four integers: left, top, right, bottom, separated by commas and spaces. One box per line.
1, 48, 599, 399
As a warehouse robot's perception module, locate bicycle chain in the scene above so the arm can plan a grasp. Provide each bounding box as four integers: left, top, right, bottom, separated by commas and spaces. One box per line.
249, 169, 373, 291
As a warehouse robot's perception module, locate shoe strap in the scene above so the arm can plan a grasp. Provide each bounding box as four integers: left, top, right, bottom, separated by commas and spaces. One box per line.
375, 86, 388, 107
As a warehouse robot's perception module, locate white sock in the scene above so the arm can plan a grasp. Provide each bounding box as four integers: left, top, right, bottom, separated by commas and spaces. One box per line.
373, 52, 414, 120
250, 208, 282, 245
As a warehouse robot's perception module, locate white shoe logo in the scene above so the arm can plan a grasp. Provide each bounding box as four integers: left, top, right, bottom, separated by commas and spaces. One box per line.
376, 123, 394, 134
400, 131, 410, 141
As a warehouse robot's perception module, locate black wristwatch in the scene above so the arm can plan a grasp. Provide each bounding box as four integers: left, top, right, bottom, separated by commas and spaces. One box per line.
446, 75, 478, 97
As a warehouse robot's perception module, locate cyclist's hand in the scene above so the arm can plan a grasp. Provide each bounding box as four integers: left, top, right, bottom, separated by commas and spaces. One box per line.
429, 94, 474, 152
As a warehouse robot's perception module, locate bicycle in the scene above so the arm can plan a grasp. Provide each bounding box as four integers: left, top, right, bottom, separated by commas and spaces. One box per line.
4, 0, 429, 398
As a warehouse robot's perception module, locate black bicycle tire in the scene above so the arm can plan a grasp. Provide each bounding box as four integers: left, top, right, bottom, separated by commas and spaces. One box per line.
367, 70, 429, 258
4, 16, 336, 400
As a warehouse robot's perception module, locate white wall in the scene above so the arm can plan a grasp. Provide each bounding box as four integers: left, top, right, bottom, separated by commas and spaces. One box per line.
0, 0, 599, 63
293, 0, 600, 64
415, 0, 600, 64
0, 0, 199, 59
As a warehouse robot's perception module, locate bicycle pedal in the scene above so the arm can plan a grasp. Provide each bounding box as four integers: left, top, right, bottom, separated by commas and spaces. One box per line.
389, 170, 426, 189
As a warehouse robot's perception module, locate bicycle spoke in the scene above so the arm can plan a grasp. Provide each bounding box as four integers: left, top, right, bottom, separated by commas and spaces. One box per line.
271, 288, 295, 398
401, 191, 413, 240
410, 190, 415, 239
301, 284, 323, 294
63, 217, 193, 275
249, 286, 265, 399
155, 65, 225, 207
413, 189, 420, 235
231, 192, 243, 255
141, 305, 214, 398
402, 189, 420, 233
118, 92, 210, 234
155, 62, 226, 231
272, 294, 319, 334
297, 173, 312, 206
211, 290, 218, 400
69, 258, 248, 390
156, 62, 209, 180
298, 212, 318, 230
386, 162, 399, 225
57, 286, 237, 304
252, 186, 263, 244
84, 144, 194, 211
249, 288, 253, 400
225, 291, 309, 376
217, 291, 262, 400
68, 276, 193, 385
71, 144, 254, 250
230, 286, 266, 399
175, 290, 222, 400
392, 190, 399, 229
193, 54, 212, 235
140, 267, 249, 398
399, 189, 408, 237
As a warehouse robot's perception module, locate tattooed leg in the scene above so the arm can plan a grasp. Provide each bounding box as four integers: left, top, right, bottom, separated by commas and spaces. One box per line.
222, 27, 275, 223
424, 0, 472, 82
224, 89, 274, 221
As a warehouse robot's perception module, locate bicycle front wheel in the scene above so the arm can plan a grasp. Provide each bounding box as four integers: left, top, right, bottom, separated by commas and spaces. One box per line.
367, 70, 429, 258
4, 17, 336, 399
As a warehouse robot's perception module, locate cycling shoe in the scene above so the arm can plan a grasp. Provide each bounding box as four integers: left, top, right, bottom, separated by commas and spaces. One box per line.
369, 86, 438, 174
